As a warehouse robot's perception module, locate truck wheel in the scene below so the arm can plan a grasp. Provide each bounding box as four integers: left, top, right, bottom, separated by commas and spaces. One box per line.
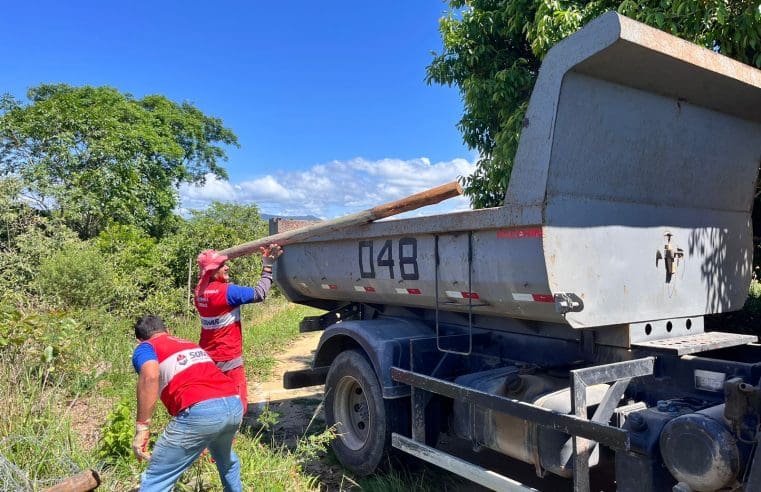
325, 349, 400, 476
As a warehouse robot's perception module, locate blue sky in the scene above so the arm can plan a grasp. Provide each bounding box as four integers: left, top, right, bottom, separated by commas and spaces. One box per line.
1, 1, 475, 218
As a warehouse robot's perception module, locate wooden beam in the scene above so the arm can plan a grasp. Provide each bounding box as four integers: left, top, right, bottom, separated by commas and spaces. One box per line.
44, 469, 100, 492
219, 180, 463, 259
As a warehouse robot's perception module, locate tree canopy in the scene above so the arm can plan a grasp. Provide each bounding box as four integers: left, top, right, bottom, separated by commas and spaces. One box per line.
0, 84, 238, 238
427, 0, 761, 208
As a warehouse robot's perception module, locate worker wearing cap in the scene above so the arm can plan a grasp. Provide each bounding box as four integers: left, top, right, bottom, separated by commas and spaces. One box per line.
194, 244, 283, 413
131, 315, 243, 491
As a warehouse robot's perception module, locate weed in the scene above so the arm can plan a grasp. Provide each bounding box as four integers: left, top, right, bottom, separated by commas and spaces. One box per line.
98, 399, 135, 464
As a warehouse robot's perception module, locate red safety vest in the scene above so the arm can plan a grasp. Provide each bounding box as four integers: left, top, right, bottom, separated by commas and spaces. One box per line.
145, 333, 238, 416
195, 281, 242, 362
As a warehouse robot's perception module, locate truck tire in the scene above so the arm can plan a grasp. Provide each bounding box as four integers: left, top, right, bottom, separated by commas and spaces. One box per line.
325, 349, 402, 476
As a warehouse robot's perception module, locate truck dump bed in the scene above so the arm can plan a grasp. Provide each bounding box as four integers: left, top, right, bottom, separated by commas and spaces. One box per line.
275, 12, 761, 329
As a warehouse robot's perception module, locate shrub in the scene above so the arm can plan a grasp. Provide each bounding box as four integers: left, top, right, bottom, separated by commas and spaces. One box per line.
750, 278, 761, 299
0, 305, 81, 380
35, 242, 119, 309
746, 278, 761, 316
0, 216, 81, 305
139, 287, 189, 319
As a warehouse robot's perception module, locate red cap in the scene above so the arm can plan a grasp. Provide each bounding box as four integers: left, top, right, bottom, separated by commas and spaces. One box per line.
197, 249, 228, 276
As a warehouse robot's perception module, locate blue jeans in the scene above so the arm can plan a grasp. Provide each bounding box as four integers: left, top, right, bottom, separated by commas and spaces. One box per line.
140, 395, 243, 492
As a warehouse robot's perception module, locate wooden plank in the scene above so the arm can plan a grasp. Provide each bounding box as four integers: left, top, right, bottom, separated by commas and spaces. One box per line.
44, 469, 100, 492
218, 181, 463, 259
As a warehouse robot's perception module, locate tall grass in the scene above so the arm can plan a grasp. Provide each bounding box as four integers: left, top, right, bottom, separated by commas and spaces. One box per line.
0, 297, 326, 491
0, 351, 90, 490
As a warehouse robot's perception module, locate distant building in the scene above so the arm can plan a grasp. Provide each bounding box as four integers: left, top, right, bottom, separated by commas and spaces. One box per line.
268, 217, 321, 235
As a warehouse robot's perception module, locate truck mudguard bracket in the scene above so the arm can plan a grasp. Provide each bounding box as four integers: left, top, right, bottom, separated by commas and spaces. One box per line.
312, 318, 436, 398
299, 303, 362, 332
390, 367, 630, 450
283, 366, 329, 389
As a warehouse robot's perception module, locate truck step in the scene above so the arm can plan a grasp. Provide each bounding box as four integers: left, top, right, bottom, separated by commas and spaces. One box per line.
631, 331, 757, 355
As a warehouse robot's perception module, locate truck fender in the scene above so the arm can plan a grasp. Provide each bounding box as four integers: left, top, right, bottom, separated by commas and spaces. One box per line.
314, 317, 434, 398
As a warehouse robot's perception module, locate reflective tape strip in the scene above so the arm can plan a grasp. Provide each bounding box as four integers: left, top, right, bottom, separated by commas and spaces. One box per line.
396, 288, 422, 295
158, 348, 213, 392
216, 357, 243, 372
321, 284, 338, 290
445, 291, 480, 300
200, 309, 240, 330
354, 286, 376, 292
496, 227, 543, 239
512, 293, 554, 303
532, 294, 554, 303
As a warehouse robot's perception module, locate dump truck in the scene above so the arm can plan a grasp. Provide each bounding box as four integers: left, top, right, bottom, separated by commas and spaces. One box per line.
272, 12, 761, 492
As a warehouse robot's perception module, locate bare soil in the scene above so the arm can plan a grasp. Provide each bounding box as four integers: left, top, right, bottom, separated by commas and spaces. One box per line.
67, 395, 113, 452
244, 332, 351, 490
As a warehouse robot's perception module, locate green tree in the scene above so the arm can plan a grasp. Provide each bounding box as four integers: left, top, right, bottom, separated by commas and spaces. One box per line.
161, 202, 269, 292
0, 177, 40, 249
0, 85, 238, 238
0, 214, 80, 306
427, 0, 761, 208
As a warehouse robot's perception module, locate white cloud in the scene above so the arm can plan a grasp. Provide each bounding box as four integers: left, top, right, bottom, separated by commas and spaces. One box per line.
179, 156, 476, 219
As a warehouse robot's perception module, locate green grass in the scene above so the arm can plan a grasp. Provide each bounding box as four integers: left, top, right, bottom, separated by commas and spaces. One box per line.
0, 297, 326, 491
0, 352, 90, 490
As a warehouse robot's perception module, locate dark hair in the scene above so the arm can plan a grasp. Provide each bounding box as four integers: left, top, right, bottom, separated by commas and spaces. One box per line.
134, 315, 167, 341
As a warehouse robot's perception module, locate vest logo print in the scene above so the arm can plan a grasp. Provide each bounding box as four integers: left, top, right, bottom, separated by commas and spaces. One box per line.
158, 348, 213, 392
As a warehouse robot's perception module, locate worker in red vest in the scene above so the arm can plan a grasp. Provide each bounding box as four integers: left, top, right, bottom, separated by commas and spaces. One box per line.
194, 244, 283, 413
131, 315, 243, 491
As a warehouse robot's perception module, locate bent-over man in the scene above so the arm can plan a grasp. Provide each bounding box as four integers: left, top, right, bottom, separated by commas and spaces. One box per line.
131, 315, 243, 491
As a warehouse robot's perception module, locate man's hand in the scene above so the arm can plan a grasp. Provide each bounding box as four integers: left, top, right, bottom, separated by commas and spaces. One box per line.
260, 243, 283, 268
132, 421, 151, 462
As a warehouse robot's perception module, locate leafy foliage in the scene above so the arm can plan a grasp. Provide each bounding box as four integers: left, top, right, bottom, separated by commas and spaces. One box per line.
747, 278, 761, 317
96, 224, 187, 317
0, 85, 238, 238
0, 215, 79, 304
0, 305, 81, 381
751, 278, 761, 299
427, 0, 761, 208
98, 398, 144, 465
0, 177, 39, 248
162, 202, 269, 291
35, 242, 120, 310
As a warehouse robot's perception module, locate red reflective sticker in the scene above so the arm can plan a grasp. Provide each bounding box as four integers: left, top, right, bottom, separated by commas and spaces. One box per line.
497, 227, 543, 239
365, 286, 376, 293
408, 288, 422, 295
462, 292, 480, 299
532, 294, 554, 303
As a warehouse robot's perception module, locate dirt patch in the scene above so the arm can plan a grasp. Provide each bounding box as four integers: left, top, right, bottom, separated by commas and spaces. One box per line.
244, 332, 352, 489
66, 395, 112, 452
248, 330, 324, 404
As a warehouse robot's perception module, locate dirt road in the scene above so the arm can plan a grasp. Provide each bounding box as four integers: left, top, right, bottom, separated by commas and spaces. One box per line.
245, 331, 326, 442
248, 330, 324, 409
